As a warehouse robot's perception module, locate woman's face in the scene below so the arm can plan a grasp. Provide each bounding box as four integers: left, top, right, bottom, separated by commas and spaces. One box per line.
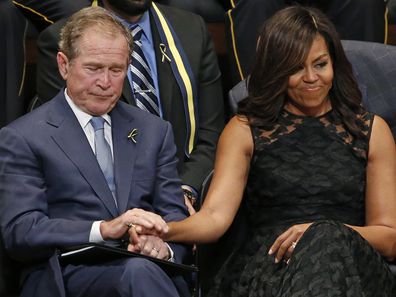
286, 34, 333, 117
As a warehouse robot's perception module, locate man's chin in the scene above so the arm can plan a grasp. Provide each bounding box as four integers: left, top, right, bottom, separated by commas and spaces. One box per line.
84, 99, 117, 115
92, 94, 114, 100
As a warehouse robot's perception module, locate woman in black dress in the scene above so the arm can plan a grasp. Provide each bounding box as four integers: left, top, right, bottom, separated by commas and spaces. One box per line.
134, 6, 396, 296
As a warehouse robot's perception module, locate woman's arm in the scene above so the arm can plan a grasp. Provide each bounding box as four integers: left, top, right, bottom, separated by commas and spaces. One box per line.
348, 115, 396, 261
164, 116, 253, 244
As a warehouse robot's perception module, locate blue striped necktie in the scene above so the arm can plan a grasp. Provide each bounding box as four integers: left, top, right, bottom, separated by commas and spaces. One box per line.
131, 26, 160, 116
90, 117, 117, 207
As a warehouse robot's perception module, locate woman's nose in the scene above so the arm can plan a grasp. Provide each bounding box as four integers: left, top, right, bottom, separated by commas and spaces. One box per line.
303, 67, 318, 82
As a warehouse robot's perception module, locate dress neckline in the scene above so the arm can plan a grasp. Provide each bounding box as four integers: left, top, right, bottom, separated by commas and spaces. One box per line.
282, 108, 333, 119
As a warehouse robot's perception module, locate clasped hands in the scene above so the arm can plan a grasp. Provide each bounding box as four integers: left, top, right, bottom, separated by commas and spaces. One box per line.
101, 210, 312, 264
100, 208, 170, 260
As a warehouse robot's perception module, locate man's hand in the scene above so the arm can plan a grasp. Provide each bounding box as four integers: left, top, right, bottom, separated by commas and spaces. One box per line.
127, 235, 170, 260
100, 208, 169, 244
268, 223, 312, 264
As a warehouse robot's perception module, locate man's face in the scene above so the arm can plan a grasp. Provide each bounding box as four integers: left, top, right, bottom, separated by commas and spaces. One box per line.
57, 27, 129, 116
104, 0, 152, 17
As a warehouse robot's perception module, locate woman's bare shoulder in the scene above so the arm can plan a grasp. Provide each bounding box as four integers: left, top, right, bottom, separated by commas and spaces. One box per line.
218, 115, 253, 156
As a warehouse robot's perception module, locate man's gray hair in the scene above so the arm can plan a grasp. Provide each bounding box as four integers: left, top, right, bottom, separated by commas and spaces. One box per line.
59, 6, 132, 61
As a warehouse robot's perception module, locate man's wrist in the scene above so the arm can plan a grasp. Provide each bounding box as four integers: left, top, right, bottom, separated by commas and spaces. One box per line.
90, 221, 105, 243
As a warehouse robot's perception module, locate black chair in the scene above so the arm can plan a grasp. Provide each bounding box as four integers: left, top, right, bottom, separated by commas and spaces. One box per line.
195, 171, 250, 297
227, 39, 396, 276
0, 231, 20, 297
389, 0, 396, 26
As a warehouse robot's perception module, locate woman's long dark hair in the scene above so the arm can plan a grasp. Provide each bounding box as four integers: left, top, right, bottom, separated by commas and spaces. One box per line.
238, 5, 365, 139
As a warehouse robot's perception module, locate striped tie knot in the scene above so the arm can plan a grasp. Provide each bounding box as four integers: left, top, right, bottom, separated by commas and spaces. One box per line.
131, 25, 143, 42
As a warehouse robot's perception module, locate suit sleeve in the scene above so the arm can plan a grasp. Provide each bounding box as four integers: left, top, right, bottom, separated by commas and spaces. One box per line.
179, 14, 225, 194
0, 126, 93, 262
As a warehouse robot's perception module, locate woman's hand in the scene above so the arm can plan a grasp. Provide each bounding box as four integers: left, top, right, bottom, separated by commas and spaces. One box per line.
268, 223, 312, 264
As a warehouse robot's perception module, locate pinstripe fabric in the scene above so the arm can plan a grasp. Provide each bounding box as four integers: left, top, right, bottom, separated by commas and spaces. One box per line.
131, 26, 160, 116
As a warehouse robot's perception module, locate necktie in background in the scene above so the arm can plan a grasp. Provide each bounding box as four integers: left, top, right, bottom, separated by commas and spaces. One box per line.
90, 117, 117, 207
131, 25, 160, 116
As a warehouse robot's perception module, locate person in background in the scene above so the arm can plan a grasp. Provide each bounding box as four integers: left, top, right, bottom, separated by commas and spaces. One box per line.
0, 0, 30, 129
138, 5, 396, 296
0, 7, 190, 297
0, 0, 90, 130
35, 0, 225, 214
12, 0, 89, 31
226, 0, 388, 85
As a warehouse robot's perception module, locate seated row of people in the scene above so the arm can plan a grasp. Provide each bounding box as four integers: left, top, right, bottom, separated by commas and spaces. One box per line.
0, 2, 395, 297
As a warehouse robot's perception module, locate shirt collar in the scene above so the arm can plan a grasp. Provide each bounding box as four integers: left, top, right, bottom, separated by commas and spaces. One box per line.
136, 10, 151, 41
64, 89, 111, 128
116, 11, 153, 45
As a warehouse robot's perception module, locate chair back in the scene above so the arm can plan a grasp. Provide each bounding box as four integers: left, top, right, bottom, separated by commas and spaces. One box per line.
197, 171, 250, 296
0, 231, 21, 297
342, 40, 396, 138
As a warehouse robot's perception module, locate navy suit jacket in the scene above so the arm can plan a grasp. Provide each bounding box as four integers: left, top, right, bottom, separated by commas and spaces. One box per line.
0, 91, 189, 296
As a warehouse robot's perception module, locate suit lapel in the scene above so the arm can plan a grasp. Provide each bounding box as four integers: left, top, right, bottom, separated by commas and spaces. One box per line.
149, 10, 176, 120
110, 104, 138, 213
47, 93, 119, 217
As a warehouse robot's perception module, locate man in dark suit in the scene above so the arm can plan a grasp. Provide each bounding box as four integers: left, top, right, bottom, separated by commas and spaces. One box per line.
0, 0, 29, 129
35, 0, 225, 211
0, 7, 189, 297
13, 0, 89, 31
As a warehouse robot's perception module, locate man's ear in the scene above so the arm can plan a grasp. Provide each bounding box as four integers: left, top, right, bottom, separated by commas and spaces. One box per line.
57, 52, 70, 81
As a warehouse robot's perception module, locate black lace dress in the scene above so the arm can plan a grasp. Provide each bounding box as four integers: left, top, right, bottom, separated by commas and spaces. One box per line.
208, 109, 396, 297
